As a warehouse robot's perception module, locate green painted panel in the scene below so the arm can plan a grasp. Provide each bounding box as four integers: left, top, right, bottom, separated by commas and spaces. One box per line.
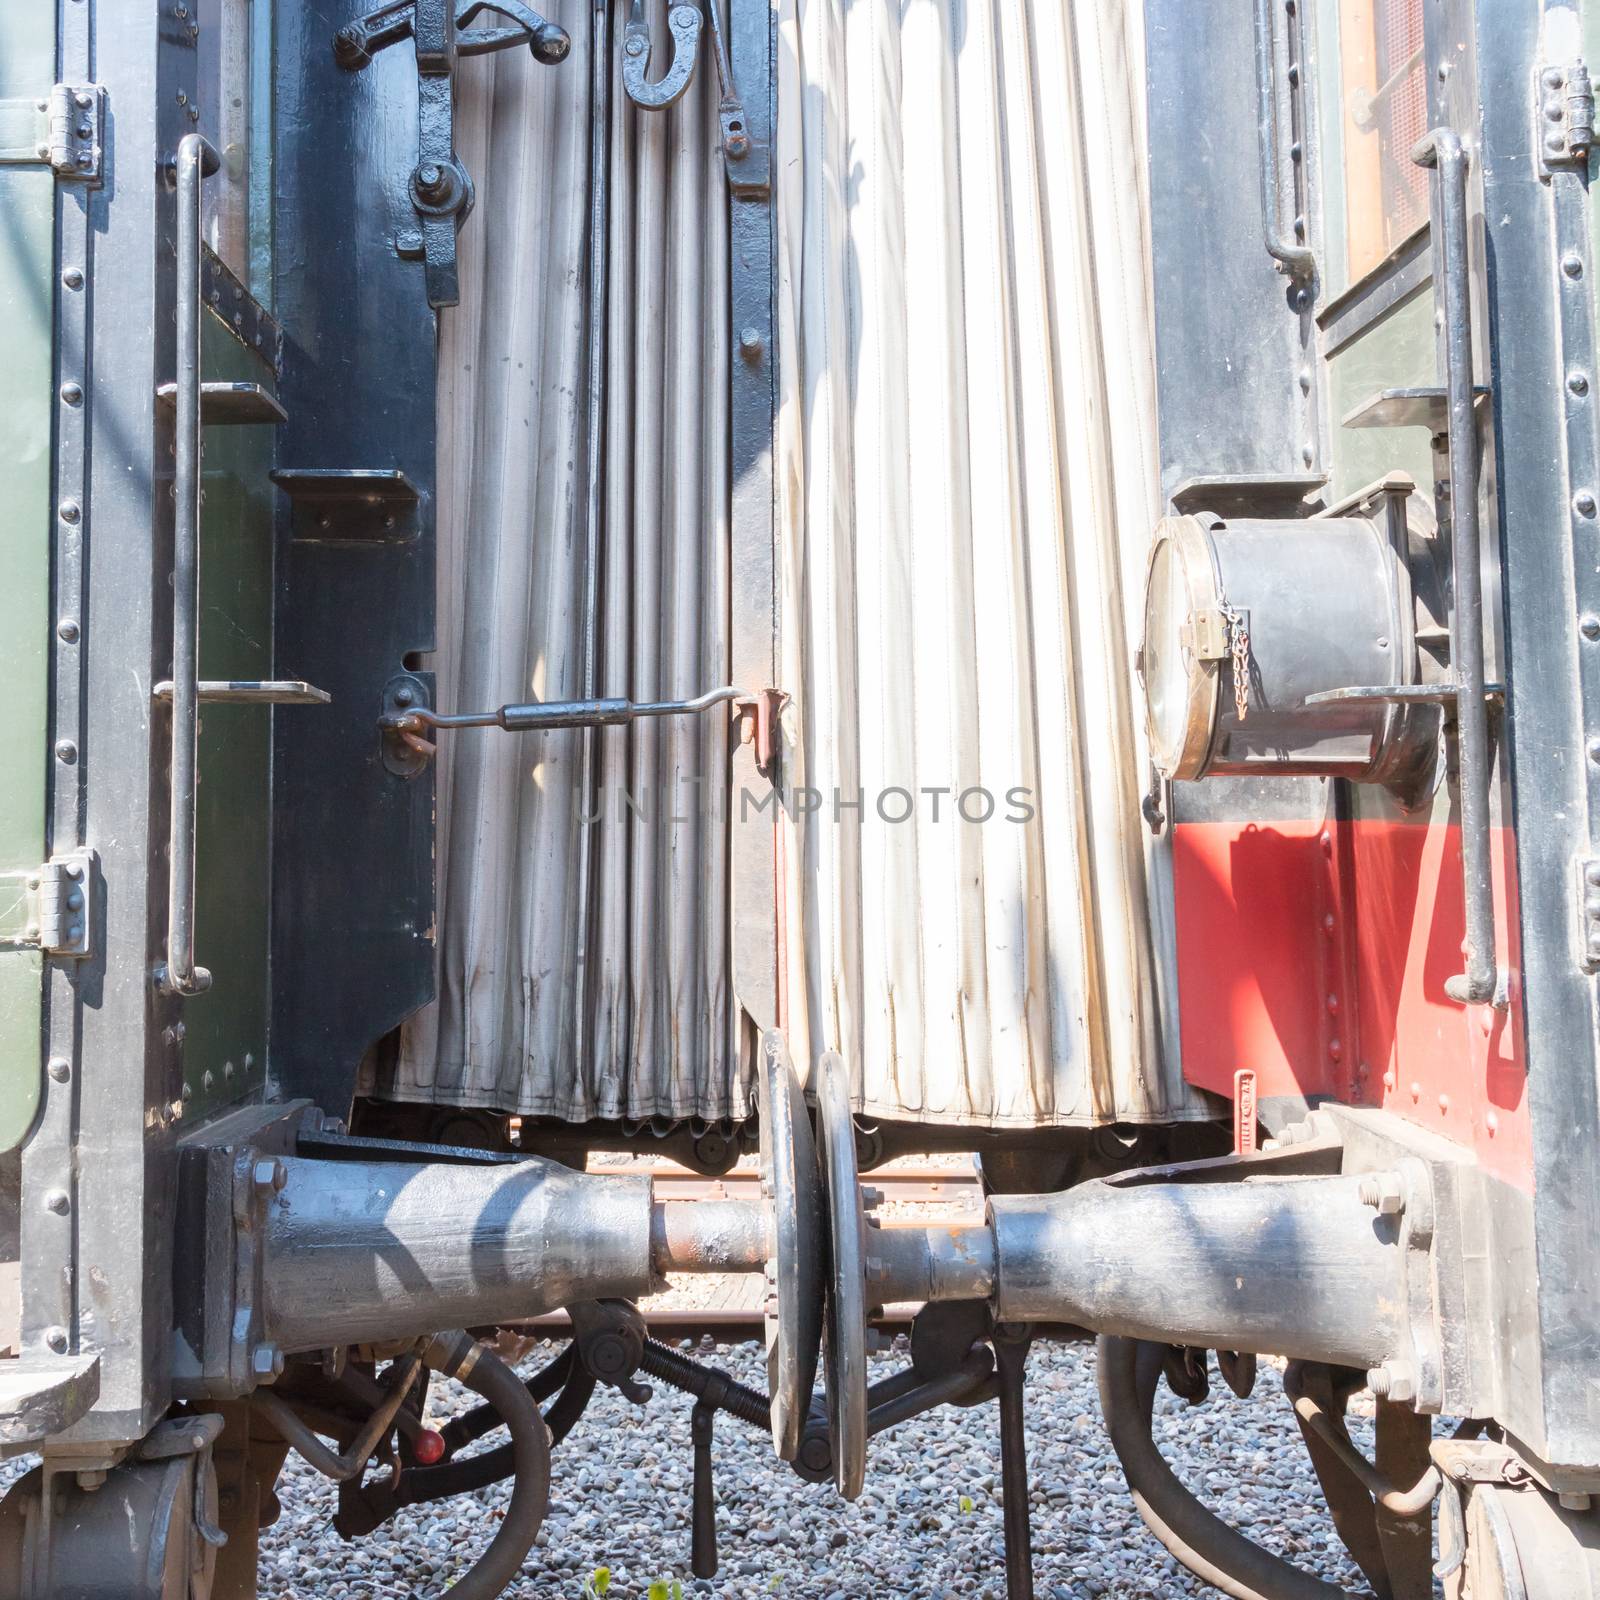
1326, 285, 1438, 503
180, 316, 275, 1119
0, 0, 59, 1152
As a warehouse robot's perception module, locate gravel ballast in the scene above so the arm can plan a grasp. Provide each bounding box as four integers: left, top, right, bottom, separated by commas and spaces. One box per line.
243, 1337, 1371, 1599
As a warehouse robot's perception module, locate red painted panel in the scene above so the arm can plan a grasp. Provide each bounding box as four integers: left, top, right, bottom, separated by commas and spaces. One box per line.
1173, 820, 1340, 1103
1344, 820, 1528, 1188
1174, 815, 1531, 1190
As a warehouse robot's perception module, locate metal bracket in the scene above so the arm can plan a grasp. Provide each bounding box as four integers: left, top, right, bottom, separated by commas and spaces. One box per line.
1538, 59, 1594, 175
623, 1, 702, 109
334, 0, 569, 308
1181, 608, 1230, 663
1577, 858, 1600, 972
0, 85, 104, 180
0, 1351, 101, 1447
0, 850, 97, 959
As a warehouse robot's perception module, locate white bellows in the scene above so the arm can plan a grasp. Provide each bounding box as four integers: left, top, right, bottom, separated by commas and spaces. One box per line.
773, 0, 1199, 1125
381, 0, 1205, 1130
389, 5, 738, 1122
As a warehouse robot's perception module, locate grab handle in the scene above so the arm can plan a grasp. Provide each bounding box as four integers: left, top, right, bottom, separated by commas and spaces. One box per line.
158, 133, 221, 997
1415, 128, 1502, 1008
1253, 0, 1315, 282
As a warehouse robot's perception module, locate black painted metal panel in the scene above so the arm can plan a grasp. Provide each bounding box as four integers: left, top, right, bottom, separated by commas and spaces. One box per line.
1145, 0, 1316, 501
269, 0, 439, 1114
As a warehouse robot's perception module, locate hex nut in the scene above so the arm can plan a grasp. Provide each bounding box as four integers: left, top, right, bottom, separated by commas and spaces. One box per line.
252, 1157, 287, 1196
1358, 1171, 1406, 1215
252, 1343, 284, 1382
1366, 1361, 1416, 1403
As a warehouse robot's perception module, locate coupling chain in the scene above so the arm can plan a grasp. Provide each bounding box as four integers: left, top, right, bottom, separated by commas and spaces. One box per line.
1221, 604, 1251, 722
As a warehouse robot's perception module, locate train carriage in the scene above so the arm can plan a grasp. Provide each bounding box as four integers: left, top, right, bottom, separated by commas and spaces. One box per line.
0, 0, 1596, 1594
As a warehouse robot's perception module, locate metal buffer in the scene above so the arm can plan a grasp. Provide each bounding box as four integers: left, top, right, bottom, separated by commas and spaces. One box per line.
333, 0, 572, 308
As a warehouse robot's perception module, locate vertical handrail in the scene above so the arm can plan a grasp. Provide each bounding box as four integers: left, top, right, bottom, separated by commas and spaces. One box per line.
1253, 0, 1315, 282
159, 133, 220, 997
1415, 128, 1500, 1007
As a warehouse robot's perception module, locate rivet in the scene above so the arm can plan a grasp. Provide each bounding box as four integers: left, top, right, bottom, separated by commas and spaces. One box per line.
62, 266, 84, 290
739, 326, 763, 360
1570, 371, 1590, 396
1326, 993, 1339, 1014
202, 1068, 214, 1090
48, 1058, 70, 1083
1588, 737, 1600, 764
1320, 830, 1333, 856
58, 618, 79, 643
176, 90, 188, 106
394, 685, 414, 707
1438, 1092, 1450, 1113
1300, 441, 1315, 466
59, 499, 81, 525
1329, 1037, 1343, 1061
1322, 913, 1336, 935
1486, 1109, 1499, 1135
1546, 67, 1566, 89
1577, 491, 1598, 518
44, 1327, 68, 1354
43, 1189, 70, 1216
60, 381, 83, 406
1410, 1081, 1421, 1102
1565, 253, 1585, 278
1548, 132, 1569, 155
1383, 1069, 1396, 1091
55, 739, 78, 764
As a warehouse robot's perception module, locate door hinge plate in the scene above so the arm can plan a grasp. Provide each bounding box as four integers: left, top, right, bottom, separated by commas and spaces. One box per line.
1539, 60, 1593, 175
0, 85, 105, 179
0, 851, 97, 959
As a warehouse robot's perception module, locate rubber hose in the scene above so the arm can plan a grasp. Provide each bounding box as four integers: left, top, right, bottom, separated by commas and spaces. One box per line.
422, 1331, 550, 1600
383, 1354, 592, 1508
443, 1344, 575, 1453
1097, 1336, 1351, 1600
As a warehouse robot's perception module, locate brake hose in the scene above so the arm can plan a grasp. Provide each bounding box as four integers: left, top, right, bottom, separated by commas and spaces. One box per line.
420, 1331, 551, 1600
1097, 1335, 1349, 1600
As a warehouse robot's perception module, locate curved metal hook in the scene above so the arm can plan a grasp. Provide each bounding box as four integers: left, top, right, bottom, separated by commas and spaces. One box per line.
623, 0, 702, 110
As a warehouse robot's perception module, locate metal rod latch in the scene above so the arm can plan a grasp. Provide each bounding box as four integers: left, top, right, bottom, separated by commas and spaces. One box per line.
380, 684, 786, 774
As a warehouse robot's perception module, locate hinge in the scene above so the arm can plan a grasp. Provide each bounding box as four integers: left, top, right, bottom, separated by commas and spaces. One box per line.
0, 85, 105, 180
0, 851, 97, 959
1578, 857, 1600, 972
1180, 607, 1230, 662
1539, 59, 1593, 175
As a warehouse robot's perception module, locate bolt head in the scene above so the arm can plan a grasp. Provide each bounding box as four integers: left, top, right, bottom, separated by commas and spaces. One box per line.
252, 1156, 287, 1195
1559, 1490, 1593, 1511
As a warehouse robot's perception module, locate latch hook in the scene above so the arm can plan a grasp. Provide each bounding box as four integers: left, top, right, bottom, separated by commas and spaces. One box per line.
623, 0, 703, 110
